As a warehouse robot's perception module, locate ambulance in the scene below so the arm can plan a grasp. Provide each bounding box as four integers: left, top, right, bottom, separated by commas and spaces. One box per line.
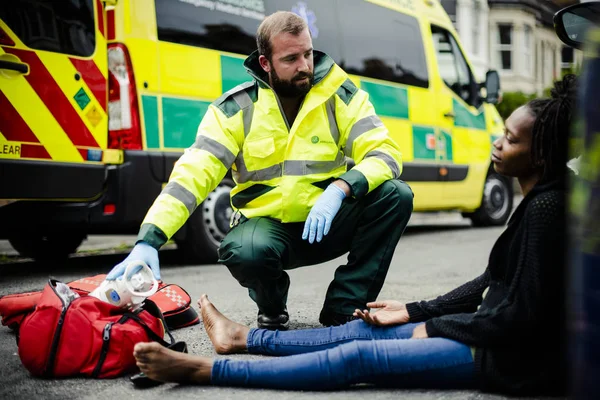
0, 0, 507, 262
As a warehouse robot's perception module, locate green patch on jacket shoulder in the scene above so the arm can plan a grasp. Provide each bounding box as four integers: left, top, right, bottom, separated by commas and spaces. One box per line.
213, 81, 259, 118
336, 78, 358, 106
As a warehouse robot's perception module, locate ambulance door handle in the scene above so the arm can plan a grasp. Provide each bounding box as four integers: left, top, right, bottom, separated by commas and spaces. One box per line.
0, 60, 29, 74
444, 112, 455, 119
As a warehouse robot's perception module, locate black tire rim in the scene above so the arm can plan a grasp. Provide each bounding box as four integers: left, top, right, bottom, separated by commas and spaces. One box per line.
483, 176, 509, 221
201, 182, 233, 247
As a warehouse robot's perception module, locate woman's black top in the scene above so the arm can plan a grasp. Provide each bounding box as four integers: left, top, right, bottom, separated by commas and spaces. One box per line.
406, 179, 567, 395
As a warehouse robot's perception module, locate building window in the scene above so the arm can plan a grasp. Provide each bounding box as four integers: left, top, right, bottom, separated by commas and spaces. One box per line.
497, 24, 513, 71
524, 25, 533, 76
472, 0, 480, 56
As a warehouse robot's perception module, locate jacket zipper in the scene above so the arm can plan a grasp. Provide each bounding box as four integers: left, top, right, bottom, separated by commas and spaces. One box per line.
273, 93, 291, 131
92, 322, 114, 378
44, 284, 70, 377
246, 72, 291, 132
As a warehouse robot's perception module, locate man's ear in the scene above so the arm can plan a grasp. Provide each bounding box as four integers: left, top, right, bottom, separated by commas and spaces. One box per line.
258, 55, 271, 73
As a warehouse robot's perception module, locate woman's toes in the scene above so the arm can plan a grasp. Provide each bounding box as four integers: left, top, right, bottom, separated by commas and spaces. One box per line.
134, 342, 161, 361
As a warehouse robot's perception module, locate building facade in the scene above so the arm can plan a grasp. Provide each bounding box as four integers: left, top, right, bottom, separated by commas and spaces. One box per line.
441, 0, 581, 95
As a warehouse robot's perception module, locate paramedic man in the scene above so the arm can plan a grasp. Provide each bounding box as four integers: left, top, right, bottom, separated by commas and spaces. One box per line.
106, 11, 414, 330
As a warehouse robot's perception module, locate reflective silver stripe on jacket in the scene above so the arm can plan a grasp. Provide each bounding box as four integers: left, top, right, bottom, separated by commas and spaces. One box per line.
233, 152, 283, 183
344, 115, 384, 157
325, 96, 340, 145
365, 150, 401, 178
162, 181, 197, 216
233, 151, 346, 183
232, 89, 254, 137
284, 151, 346, 175
192, 135, 237, 168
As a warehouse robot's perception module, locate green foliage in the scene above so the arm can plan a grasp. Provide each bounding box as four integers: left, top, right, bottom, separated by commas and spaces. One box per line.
496, 91, 537, 121
496, 68, 582, 121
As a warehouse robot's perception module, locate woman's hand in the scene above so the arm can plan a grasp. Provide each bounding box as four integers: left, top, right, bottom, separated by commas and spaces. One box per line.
353, 300, 410, 326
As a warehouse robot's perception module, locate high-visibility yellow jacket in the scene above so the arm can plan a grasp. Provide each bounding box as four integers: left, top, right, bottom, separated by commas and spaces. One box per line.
139, 51, 403, 248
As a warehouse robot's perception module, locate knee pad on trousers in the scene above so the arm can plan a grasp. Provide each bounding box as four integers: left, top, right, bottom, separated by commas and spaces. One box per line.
219, 236, 283, 280
376, 180, 414, 215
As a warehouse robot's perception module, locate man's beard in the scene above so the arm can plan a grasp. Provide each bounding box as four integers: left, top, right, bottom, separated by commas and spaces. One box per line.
270, 68, 314, 98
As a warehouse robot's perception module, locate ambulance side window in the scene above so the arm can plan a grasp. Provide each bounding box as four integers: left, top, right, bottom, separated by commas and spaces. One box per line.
0, 0, 95, 57
336, 0, 429, 88
155, 0, 259, 55
431, 25, 479, 107
263, 0, 342, 62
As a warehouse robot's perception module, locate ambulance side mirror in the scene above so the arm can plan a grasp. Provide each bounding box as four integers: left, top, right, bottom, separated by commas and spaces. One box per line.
484, 70, 500, 105
554, 2, 600, 50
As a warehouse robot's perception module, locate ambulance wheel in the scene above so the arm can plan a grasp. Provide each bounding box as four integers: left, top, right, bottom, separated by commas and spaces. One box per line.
176, 178, 234, 264
8, 232, 86, 261
466, 173, 513, 227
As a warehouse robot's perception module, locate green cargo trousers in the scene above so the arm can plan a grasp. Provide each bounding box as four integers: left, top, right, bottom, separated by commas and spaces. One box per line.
217, 179, 414, 317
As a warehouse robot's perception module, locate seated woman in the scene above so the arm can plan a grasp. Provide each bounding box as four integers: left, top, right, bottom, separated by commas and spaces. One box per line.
133, 75, 577, 396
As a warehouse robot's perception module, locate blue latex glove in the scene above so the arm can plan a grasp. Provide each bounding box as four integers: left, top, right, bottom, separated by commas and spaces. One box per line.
106, 241, 161, 280
302, 184, 347, 244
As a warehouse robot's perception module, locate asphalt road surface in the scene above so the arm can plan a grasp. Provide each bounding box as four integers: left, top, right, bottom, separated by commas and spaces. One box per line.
0, 212, 563, 400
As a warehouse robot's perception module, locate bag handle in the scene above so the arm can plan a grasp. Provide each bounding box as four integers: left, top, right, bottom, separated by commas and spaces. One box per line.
122, 299, 175, 346
122, 312, 173, 347
142, 299, 176, 344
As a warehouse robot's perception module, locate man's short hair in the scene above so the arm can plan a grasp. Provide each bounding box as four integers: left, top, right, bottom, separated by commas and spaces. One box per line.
256, 11, 308, 61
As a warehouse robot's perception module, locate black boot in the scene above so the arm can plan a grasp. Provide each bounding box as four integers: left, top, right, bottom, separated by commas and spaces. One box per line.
257, 309, 290, 330
319, 309, 358, 327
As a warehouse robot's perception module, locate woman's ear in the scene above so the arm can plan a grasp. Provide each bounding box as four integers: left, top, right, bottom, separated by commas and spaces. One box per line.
259, 55, 271, 73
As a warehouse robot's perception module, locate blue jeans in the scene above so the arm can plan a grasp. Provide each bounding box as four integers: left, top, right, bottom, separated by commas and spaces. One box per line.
211, 320, 475, 390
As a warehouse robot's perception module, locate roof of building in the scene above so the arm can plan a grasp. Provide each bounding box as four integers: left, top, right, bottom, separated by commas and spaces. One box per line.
487, 0, 579, 27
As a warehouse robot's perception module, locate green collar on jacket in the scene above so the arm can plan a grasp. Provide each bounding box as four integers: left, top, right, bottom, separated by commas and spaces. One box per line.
243, 50, 336, 88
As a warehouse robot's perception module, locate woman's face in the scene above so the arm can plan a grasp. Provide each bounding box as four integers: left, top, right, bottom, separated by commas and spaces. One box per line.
492, 106, 537, 178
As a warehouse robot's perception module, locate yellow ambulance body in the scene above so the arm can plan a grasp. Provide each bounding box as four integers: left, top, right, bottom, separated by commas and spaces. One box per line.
0, 0, 507, 262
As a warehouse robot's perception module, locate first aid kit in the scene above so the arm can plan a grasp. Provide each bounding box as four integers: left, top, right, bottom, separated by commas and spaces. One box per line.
0, 274, 199, 332
16, 279, 173, 378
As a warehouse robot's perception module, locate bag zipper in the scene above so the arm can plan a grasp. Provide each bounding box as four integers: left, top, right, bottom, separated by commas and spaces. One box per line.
44, 283, 71, 377
92, 322, 114, 378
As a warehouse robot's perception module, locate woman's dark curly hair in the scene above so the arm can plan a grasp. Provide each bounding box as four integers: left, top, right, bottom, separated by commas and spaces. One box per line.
526, 74, 578, 183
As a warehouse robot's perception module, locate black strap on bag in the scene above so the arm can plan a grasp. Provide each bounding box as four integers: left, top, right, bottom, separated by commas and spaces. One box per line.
122, 300, 176, 346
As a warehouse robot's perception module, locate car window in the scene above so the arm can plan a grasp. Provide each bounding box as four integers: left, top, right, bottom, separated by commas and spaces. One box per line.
155, 0, 428, 88
264, 0, 342, 62
0, 0, 96, 57
155, 0, 260, 55
336, 0, 429, 88
431, 25, 478, 106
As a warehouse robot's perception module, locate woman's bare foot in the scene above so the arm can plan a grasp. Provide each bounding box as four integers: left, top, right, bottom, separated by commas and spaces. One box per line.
198, 294, 250, 354
133, 342, 212, 384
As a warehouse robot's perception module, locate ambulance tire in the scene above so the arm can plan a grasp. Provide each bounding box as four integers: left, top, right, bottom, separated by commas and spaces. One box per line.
8, 232, 86, 261
466, 173, 513, 227
176, 178, 234, 264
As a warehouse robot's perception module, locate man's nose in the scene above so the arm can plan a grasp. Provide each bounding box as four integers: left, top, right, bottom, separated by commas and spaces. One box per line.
297, 58, 310, 73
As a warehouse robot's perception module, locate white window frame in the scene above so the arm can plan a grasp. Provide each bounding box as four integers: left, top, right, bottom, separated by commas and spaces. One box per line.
524, 25, 533, 77
472, 0, 481, 56
496, 23, 513, 72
